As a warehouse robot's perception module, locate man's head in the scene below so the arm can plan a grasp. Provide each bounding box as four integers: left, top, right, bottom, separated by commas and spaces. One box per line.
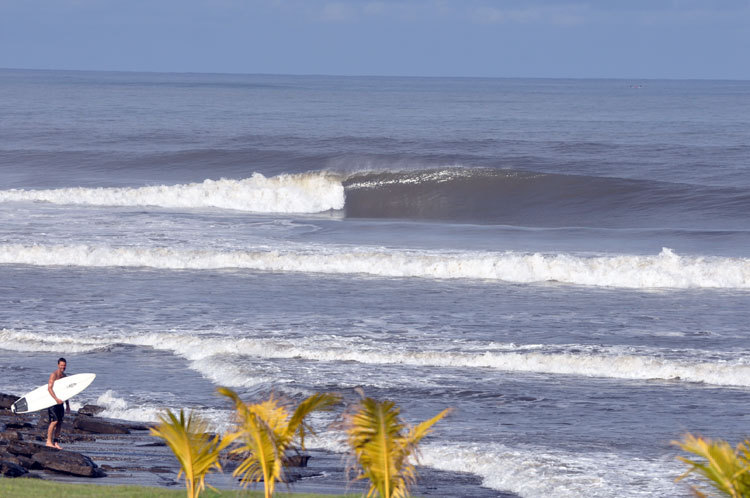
57, 358, 67, 372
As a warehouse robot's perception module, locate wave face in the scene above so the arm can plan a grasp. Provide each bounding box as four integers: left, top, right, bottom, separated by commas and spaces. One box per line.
0, 172, 345, 213
1, 244, 748, 289
3, 166, 749, 229
343, 167, 750, 228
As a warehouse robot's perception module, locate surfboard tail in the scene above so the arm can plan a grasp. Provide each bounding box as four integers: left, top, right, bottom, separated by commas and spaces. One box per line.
11, 397, 27, 414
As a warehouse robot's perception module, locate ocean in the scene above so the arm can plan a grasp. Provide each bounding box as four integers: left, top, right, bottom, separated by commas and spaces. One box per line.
0, 68, 749, 497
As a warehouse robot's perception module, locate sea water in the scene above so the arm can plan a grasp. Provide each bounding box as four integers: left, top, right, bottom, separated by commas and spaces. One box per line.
1, 69, 749, 497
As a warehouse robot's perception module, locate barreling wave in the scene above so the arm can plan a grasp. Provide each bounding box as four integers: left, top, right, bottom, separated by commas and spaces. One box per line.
0, 172, 345, 213
343, 167, 750, 228
0, 243, 749, 289
3, 166, 749, 228
1, 329, 748, 388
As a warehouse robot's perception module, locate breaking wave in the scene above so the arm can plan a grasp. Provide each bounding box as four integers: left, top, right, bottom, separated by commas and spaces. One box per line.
312, 433, 686, 498
418, 442, 683, 498
0, 172, 345, 213
1, 329, 748, 387
0, 243, 748, 289
2, 167, 748, 228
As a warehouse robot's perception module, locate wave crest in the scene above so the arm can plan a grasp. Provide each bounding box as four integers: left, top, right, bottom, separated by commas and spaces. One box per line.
1, 329, 748, 387
0, 244, 748, 289
0, 172, 345, 213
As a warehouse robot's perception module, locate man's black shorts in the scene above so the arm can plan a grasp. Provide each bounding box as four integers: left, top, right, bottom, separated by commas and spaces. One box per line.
48, 403, 64, 422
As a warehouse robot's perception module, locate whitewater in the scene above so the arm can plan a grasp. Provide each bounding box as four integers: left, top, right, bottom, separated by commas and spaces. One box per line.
2, 69, 749, 497
1, 328, 749, 387
0, 173, 345, 213
1, 242, 749, 289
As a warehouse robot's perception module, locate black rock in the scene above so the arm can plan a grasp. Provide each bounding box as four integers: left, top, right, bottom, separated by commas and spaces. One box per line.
32, 449, 106, 477
0, 393, 18, 410
0, 450, 39, 470
73, 416, 130, 434
138, 440, 166, 447
0, 430, 23, 443
77, 404, 105, 417
5, 421, 34, 430
12, 453, 38, 470
283, 454, 311, 467
7, 441, 55, 457
1, 460, 29, 477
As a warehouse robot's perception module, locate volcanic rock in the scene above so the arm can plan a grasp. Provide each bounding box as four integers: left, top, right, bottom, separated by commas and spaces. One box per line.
31, 450, 106, 477
0, 460, 28, 477
77, 404, 105, 417
73, 416, 130, 434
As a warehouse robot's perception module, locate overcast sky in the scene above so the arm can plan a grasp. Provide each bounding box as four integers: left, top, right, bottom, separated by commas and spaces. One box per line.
1, 0, 748, 79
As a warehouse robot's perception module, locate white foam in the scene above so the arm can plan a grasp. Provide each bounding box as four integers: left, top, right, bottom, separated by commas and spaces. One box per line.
94, 389, 233, 431
307, 432, 685, 497
0, 328, 105, 353
1, 244, 748, 289
419, 442, 685, 498
0, 173, 345, 213
2, 329, 748, 387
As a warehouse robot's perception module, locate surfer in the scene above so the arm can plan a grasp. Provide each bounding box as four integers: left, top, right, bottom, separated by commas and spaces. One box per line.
46, 357, 70, 449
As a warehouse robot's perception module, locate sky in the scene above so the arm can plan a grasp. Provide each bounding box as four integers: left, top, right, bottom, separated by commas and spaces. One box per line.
0, 0, 749, 79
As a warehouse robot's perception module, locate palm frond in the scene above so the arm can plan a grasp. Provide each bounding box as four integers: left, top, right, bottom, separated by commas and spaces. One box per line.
346, 396, 450, 498
289, 392, 341, 449
218, 387, 339, 498
674, 433, 750, 498
150, 409, 223, 498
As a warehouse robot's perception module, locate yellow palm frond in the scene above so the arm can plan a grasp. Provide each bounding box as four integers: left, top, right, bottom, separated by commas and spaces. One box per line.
150, 409, 224, 498
289, 392, 341, 450
233, 410, 281, 495
674, 433, 750, 498
346, 396, 450, 498
218, 387, 340, 498
251, 396, 291, 435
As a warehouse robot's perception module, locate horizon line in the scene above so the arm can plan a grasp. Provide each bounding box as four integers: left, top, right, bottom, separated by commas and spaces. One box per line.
1, 66, 748, 83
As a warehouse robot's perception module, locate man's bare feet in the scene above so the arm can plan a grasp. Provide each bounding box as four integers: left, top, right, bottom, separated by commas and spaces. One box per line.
54, 442, 63, 450
45, 441, 62, 449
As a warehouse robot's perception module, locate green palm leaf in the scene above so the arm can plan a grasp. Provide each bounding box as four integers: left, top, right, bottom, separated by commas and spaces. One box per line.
149, 409, 225, 498
674, 433, 750, 498
346, 396, 450, 498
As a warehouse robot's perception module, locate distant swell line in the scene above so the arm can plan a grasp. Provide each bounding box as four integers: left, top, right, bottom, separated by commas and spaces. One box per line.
0, 172, 345, 213
0, 243, 749, 289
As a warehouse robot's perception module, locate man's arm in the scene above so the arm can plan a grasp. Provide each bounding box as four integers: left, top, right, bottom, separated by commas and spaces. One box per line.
47, 373, 63, 405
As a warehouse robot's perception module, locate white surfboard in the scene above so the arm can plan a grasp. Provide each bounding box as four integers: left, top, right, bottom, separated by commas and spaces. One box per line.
11, 373, 96, 414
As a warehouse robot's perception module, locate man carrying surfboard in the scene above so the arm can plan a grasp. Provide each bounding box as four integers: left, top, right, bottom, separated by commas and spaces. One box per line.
46, 357, 70, 449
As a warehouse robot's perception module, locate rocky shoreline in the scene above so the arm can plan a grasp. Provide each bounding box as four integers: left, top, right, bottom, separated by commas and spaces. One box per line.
0, 392, 511, 497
